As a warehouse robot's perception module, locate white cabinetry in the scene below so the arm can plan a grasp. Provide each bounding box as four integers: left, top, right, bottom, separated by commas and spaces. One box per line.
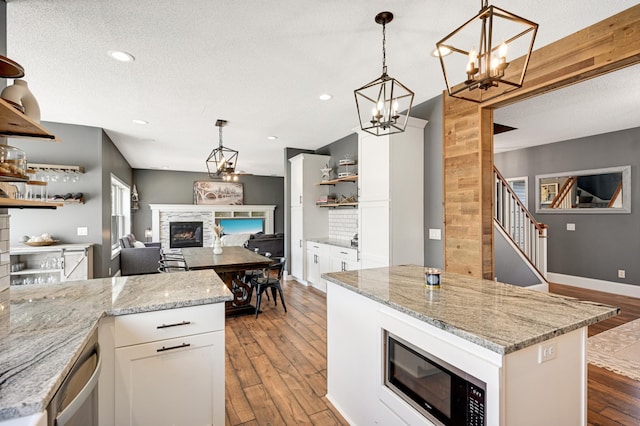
306, 242, 330, 292
9, 244, 93, 284
289, 154, 330, 281
114, 304, 225, 426
357, 117, 427, 268
306, 242, 359, 292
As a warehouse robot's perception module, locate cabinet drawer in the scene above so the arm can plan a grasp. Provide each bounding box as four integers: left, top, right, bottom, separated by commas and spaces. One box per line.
330, 245, 358, 262
115, 303, 224, 347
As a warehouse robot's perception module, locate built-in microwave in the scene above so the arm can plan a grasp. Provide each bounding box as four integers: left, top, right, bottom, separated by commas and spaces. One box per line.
384, 332, 486, 426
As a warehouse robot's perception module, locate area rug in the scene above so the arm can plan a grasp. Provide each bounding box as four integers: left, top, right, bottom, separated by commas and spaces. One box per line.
588, 318, 640, 381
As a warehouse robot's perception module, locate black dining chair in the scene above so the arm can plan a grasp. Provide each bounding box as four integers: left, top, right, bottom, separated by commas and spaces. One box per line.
249, 259, 287, 318
157, 251, 189, 273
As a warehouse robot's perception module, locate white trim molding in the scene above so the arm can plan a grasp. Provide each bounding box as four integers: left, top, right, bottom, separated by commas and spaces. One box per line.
548, 272, 640, 298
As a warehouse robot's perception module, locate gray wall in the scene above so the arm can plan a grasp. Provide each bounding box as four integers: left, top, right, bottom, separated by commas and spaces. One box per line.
9, 122, 110, 277
494, 227, 542, 286
131, 169, 285, 238
495, 126, 640, 287
412, 96, 444, 269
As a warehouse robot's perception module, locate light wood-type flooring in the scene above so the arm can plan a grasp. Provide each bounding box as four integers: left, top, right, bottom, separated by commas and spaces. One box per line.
225, 278, 640, 425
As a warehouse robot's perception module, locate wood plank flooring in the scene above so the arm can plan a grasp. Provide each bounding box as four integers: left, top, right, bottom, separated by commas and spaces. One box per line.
225, 279, 640, 425
549, 283, 640, 426
225, 278, 348, 425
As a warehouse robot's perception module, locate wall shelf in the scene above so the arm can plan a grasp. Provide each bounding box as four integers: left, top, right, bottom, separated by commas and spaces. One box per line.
0, 98, 57, 140
317, 175, 358, 185
0, 198, 62, 209
28, 163, 84, 173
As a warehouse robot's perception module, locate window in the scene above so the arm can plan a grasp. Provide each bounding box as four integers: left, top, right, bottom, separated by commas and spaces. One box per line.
111, 174, 131, 257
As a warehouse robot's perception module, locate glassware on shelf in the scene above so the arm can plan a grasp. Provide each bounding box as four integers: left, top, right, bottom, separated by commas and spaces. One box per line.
26, 180, 47, 200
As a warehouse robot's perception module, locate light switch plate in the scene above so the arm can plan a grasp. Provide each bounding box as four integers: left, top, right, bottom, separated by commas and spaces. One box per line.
77, 227, 88, 236
566, 223, 576, 231
428, 228, 441, 240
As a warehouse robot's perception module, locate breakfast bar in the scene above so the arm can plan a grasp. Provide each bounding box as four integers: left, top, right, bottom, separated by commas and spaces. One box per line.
0, 270, 232, 425
323, 265, 619, 426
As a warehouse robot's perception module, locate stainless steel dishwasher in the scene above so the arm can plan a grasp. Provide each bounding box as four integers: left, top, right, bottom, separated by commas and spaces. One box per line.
47, 329, 101, 426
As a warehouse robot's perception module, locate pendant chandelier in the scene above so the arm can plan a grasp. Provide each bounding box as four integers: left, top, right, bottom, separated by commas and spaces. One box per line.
435, 0, 538, 103
206, 119, 239, 180
354, 11, 414, 136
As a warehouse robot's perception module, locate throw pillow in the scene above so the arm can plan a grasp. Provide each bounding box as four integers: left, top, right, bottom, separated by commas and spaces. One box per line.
133, 241, 146, 248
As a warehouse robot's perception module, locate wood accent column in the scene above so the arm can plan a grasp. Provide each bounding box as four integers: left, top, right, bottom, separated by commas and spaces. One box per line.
443, 5, 640, 280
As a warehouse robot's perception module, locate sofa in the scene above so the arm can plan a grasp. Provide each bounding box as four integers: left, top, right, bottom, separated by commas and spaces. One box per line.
244, 233, 284, 258
119, 234, 162, 276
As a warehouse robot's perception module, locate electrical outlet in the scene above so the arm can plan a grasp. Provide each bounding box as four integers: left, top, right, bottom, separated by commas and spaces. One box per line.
77, 226, 88, 236
538, 341, 557, 363
566, 223, 576, 231
618, 269, 626, 279
428, 228, 441, 240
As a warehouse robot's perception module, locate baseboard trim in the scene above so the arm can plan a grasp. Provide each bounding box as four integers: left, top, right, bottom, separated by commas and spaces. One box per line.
547, 273, 640, 298
526, 282, 549, 292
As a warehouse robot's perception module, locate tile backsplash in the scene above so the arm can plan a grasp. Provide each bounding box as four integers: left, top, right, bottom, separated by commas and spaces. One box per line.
328, 209, 358, 242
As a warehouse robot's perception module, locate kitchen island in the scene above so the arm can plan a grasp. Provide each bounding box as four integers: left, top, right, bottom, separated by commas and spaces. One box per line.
323, 265, 618, 426
0, 269, 232, 425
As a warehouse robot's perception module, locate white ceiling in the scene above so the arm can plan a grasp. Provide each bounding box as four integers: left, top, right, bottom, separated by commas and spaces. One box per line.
5, 1, 637, 176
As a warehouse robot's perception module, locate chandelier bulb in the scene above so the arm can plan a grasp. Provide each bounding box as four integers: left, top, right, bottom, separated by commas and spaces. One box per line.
498, 41, 508, 59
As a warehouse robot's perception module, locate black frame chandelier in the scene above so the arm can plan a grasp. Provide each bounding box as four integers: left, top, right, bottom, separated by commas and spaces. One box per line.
436, 0, 538, 103
206, 119, 239, 180
354, 11, 414, 137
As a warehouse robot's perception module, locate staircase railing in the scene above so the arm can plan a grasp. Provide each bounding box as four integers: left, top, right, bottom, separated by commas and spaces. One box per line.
494, 167, 548, 278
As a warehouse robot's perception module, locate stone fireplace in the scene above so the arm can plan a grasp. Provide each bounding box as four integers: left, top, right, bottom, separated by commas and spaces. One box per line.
149, 204, 276, 249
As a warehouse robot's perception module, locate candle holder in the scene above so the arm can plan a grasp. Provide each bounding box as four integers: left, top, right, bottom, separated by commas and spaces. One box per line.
425, 268, 441, 287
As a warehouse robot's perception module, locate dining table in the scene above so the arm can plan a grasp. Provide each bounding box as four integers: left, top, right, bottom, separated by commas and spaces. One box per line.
181, 246, 273, 317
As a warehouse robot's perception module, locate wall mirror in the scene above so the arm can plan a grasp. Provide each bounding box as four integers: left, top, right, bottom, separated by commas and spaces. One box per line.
535, 165, 630, 214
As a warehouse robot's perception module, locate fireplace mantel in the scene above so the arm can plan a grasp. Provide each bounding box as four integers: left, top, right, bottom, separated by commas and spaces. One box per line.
150, 204, 276, 248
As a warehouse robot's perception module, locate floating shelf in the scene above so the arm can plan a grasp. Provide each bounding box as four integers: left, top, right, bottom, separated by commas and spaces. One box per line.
0, 198, 62, 209
28, 163, 84, 173
0, 98, 57, 140
47, 197, 84, 204
317, 175, 358, 185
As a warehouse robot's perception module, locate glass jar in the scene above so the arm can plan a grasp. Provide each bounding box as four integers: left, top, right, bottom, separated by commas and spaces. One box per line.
0, 145, 27, 179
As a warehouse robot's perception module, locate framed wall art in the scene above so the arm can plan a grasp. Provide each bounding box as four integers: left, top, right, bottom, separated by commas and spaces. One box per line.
194, 181, 244, 205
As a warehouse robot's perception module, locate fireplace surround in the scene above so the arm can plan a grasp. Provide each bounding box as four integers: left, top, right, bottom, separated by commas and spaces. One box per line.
150, 204, 276, 249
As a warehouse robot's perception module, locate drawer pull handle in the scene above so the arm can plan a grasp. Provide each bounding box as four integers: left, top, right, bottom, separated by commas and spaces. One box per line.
157, 343, 191, 352
157, 321, 191, 329
340, 251, 348, 255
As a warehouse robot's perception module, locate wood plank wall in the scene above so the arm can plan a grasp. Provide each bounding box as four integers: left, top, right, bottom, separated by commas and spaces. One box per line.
443, 5, 640, 279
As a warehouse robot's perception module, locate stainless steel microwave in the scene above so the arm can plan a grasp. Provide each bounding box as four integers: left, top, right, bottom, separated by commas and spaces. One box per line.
384, 332, 486, 426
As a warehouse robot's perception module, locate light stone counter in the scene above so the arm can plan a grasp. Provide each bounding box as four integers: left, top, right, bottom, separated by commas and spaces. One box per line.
323, 265, 618, 354
0, 270, 232, 421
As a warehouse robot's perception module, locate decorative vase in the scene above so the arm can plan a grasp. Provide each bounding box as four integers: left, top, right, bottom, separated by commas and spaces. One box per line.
213, 235, 223, 254
0, 79, 41, 123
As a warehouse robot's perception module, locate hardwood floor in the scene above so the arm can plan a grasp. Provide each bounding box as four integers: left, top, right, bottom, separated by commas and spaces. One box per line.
225, 278, 348, 425
549, 283, 640, 426
225, 279, 640, 425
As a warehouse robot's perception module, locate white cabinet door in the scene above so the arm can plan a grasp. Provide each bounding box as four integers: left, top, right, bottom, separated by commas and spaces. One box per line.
358, 134, 389, 202
359, 200, 390, 267
307, 242, 331, 292
290, 156, 303, 207
115, 331, 224, 426
290, 206, 304, 280
307, 249, 320, 285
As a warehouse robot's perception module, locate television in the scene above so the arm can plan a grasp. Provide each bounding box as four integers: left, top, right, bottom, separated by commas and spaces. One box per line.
217, 218, 264, 235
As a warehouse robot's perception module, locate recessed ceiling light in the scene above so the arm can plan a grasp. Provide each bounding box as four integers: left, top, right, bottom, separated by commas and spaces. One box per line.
108, 50, 135, 62
319, 93, 333, 101
132, 119, 148, 125
267, 136, 278, 140
431, 46, 452, 57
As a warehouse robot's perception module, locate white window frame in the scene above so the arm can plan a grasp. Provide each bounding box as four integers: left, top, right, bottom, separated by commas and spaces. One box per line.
111, 174, 131, 258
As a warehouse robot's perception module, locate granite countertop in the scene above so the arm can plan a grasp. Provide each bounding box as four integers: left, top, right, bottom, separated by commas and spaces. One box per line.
323, 265, 619, 355
0, 270, 232, 421
306, 238, 357, 250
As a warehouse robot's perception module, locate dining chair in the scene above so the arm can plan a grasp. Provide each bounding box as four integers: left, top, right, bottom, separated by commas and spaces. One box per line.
249, 259, 287, 318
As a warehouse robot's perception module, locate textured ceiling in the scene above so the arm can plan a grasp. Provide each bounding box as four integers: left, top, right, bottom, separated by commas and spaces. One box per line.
5, 1, 637, 176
